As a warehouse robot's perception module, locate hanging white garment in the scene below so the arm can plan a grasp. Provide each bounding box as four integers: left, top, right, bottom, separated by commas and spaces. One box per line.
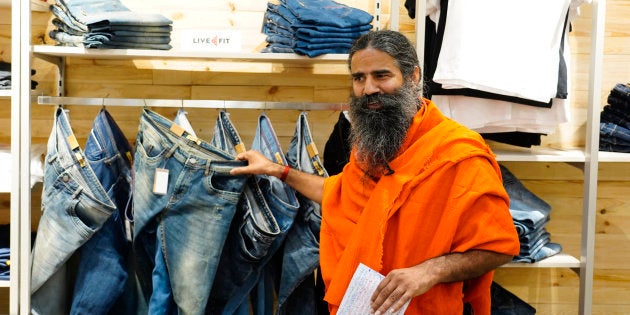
432, 0, 571, 103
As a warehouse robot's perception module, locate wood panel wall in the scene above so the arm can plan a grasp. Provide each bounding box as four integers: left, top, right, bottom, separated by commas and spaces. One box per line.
0, 1, 628, 314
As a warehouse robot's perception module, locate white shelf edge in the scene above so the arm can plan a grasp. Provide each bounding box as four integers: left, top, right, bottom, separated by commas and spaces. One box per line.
32, 45, 349, 64
0, 90, 10, 98
494, 148, 586, 162
501, 253, 580, 268
598, 151, 630, 162
0, 279, 9, 288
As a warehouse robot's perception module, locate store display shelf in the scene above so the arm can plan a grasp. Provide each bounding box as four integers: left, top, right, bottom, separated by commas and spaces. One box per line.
599, 151, 630, 162
32, 45, 349, 64
0, 90, 10, 98
0, 280, 8, 288
493, 147, 587, 163
502, 253, 580, 268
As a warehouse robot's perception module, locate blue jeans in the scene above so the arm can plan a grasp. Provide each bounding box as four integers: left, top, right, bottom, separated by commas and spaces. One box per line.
601, 106, 630, 129
70, 109, 134, 315
513, 242, 562, 263
56, 0, 172, 28
281, 0, 373, 28
276, 112, 328, 315
261, 45, 294, 54
207, 111, 281, 314
31, 107, 116, 315
132, 109, 248, 315
222, 113, 300, 314
0, 248, 9, 281
600, 122, 630, 143
500, 165, 551, 236
611, 82, 630, 99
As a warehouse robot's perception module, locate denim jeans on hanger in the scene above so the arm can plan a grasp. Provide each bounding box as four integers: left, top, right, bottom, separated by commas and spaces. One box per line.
132, 109, 248, 315
31, 107, 116, 315
222, 113, 300, 315
281, 0, 373, 28
275, 112, 328, 315
70, 109, 134, 315
207, 111, 281, 314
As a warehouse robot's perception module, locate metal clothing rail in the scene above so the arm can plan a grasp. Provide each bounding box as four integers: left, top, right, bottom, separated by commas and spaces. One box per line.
38, 96, 349, 111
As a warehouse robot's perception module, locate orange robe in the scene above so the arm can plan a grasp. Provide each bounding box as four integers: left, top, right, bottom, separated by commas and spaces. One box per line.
320, 99, 520, 314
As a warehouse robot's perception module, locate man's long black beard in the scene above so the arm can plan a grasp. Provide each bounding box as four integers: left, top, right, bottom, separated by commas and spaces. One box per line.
348, 81, 419, 178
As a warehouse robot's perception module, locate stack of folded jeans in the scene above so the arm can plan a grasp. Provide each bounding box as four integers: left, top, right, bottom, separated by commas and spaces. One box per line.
49, 0, 173, 50
500, 165, 562, 263
261, 0, 373, 57
1, 61, 39, 90
600, 83, 630, 153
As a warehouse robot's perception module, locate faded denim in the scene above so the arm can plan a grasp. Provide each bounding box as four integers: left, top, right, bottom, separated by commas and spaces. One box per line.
31, 107, 116, 314
132, 109, 248, 315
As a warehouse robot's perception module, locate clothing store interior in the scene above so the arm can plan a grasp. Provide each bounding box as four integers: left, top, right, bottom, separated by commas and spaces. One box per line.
1, 0, 629, 314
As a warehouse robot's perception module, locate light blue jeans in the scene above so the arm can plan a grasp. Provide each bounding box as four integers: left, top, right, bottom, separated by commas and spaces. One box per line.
132, 109, 248, 315
31, 107, 116, 315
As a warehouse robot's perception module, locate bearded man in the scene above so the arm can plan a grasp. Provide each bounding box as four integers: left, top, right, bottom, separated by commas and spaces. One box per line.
231, 30, 519, 314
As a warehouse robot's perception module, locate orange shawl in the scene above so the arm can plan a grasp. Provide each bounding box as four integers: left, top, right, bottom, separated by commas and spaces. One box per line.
320, 100, 519, 314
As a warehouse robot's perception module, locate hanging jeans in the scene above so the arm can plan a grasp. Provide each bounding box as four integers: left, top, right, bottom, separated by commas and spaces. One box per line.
275, 112, 328, 315
207, 111, 281, 314
31, 107, 116, 315
223, 113, 300, 314
132, 109, 248, 315
70, 109, 134, 315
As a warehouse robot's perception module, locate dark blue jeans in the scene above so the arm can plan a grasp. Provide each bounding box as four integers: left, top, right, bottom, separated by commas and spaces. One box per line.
600, 122, 630, 143
70, 109, 133, 315
222, 113, 300, 314
611, 82, 630, 99
281, 0, 373, 28
276, 112, 328, 315
207, 111, 281, 314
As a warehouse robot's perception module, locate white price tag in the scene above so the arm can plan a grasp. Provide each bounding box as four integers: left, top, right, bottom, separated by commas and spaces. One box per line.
153, 168, 169, 195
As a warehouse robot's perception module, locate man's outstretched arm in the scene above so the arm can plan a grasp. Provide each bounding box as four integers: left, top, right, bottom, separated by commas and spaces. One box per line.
230, 149, 325, 204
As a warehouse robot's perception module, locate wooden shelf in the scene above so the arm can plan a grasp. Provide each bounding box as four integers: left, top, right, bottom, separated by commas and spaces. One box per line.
32, 45, 349, 64
502, 253, 580, 268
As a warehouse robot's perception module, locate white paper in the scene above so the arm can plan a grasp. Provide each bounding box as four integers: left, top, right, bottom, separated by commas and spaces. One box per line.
337, 263, 410, 315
